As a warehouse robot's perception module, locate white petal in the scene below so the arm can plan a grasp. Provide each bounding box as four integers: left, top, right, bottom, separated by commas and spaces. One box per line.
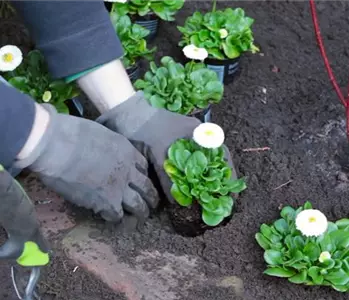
183, 44, 208, 61
0, 45, 23, 72
193, 123, 225, 149
295, 209, 328, 237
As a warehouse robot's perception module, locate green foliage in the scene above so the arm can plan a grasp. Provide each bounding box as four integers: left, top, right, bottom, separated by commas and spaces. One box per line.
256, 201, 349, 292
2, 50, 79, 114
178, 8, 259, 60
134, 56, 224, 115
110, 12, 156, 68
112, 0, 185, 21
164, 138, 246, 226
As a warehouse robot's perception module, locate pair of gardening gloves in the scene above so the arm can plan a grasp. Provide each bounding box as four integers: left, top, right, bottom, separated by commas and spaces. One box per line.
13, 92, 202, 225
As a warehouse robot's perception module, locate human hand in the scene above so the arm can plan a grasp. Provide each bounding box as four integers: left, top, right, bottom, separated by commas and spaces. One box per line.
14, 104, 160, 224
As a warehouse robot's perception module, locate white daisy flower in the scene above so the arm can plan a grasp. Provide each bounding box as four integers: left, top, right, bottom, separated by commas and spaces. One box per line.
193, 123, 225, 149
295, 209, 328, 237
0, 45, 23, 72
42, 91, 52, 103
319, 251, 331, 263
219, 29, 228, 39
183, 44, 208, 61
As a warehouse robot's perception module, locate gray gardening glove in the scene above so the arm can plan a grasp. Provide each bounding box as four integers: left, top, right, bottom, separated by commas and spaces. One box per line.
14, 104, 160, 223
96, 92, 202, 202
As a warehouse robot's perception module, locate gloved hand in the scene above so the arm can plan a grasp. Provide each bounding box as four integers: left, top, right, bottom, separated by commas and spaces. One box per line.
96, 92, 202, 202
0, 166, 49, 267
13, 104, 160, 223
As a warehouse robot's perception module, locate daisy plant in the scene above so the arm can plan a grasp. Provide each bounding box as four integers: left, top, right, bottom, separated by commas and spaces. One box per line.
1, 48, 79, 114
110, 11, 156, 68
134, 56, 223, 115
256, 201, 349, 292
110, 0, 185, 22
178, 0, 259, 60
164, 123, 246, 226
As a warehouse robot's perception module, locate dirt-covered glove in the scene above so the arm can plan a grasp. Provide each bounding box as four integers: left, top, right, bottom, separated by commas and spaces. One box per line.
0, 165, 49, 267
13, 104, 160, 223
96, 92, 202, 202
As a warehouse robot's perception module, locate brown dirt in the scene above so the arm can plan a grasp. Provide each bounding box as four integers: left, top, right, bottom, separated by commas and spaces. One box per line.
2, 1, 349, 299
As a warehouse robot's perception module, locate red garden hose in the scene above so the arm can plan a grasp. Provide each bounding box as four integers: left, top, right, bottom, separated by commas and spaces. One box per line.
309, 0, 349, 139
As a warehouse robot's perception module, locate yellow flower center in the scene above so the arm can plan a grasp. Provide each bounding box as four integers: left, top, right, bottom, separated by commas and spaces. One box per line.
204, 130, 214, 136
193, 48, 199, 52
3, 53, 13, 63
308, 216, 317, 223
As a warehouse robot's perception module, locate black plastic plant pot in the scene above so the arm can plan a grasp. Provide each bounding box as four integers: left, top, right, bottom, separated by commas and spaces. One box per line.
205, 56, 241, 84
167, 201, 233, 237
65, 97, 84, 117
126, 63, 140, 82
132, 13, 159, 42
104, 2, 113, 12
189, 105, 211, 123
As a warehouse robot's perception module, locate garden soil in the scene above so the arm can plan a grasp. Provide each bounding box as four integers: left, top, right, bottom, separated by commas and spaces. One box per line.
2, 1, 349, 299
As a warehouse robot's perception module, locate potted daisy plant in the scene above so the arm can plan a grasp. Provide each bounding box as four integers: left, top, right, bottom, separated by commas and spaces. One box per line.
164, 122, 246, 236
178, 0, 259, 83
107, 0, 185, 41
134, 56, 223, 122
0, 45, 82, 116
256, 201, 349, 292
110, 11, 156, 81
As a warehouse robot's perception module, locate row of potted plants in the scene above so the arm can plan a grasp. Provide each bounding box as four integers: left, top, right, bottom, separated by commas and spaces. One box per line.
109, 0, 258, 84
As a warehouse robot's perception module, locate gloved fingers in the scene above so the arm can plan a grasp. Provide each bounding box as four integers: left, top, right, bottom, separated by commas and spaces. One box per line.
100, 206, 124, 223
132, 145, 149, 173
122, 187, 150, 223
129, 168, 160, 209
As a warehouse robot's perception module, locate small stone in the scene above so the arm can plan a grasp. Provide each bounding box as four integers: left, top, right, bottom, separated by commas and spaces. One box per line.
218, 276, 244, 296
271, 65, 279, 73
337, 172, 349, 182
259, 52, 265, 57
262, 87, 267, 94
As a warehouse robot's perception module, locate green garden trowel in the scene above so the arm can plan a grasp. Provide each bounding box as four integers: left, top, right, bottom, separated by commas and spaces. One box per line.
0, 165, 50, 300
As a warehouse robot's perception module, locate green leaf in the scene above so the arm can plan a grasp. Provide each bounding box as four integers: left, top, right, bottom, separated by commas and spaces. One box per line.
288, 270, 307, 284
330, 230, 349, 248
149, 95, 166, 108
274, 219, 289, 235
263, 267, 296, 278
308, 267, 324, 285
280, 206, 296, 221
185, 151, 208, 177
163, 160, 184, 181
222, 42, 240, 59
331, 284, 348, 292
303, 201, 313, 210
170, 184, 193, 207
264, 250, 283, 265
260, 224, 273, 241
224, 178, 247, 193
255, 233, 270, 250
303, 242, 321, 262
317, 234, 334, 252
336, 219, 349, 229
293, 236, 306, 250
8, 76, 29, 92
202, 209, 224, 226
320, 258, 336, 270
55, 103, 70, 114
325, 269, 349, 286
